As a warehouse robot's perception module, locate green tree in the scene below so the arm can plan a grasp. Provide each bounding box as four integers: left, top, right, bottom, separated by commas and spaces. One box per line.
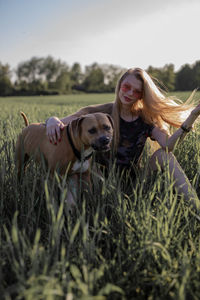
82, 63, 105, 92
15, 56, 70, 95
175, 64, 195, 91
28, 79, 48, 95
70, 62, 84, 92
147, 64, 175, 91
161, 64, 175, 91
101, 64, 125, 92
16, 57, 43, 83
193, 60, 200, 89
40, 56, 69, 84
0, 62, 13, 96
70, 63, 83, 83
54, 71, 73, 94
14, 80, 29, 95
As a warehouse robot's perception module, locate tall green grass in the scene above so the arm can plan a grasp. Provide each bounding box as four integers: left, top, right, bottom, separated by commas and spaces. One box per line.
1, 93, 200, 299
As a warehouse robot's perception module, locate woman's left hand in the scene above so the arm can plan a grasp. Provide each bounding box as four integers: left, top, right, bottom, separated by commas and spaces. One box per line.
191, 103, 200, 116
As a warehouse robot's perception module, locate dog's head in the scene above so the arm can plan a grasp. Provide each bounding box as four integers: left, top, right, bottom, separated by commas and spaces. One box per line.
71, 112, 114, 151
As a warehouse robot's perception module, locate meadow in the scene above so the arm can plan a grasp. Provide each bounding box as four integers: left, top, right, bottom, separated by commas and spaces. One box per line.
1, 92, 200, 300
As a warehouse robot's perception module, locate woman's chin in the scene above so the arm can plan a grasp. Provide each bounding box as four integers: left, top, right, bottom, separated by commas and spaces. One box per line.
121, 99, 134, 106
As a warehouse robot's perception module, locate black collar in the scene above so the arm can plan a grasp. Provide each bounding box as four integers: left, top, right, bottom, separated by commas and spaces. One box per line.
66, 124, 93, 161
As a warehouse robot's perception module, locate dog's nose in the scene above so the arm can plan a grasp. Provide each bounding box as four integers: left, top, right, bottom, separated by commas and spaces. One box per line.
99, 136, 110, 145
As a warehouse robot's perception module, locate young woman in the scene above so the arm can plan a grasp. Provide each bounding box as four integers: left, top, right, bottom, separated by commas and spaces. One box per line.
46, 67, 200, 211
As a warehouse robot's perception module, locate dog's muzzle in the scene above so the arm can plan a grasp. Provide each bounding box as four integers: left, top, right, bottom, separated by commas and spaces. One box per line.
91, 136, 111, 151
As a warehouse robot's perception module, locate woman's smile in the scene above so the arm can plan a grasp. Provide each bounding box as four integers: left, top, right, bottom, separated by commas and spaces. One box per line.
124, 96, 134, 103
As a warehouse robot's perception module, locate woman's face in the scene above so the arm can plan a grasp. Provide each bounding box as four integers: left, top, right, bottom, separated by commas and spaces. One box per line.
119, 74, 143, 106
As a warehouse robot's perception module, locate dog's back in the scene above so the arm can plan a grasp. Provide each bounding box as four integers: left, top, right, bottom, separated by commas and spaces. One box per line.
16, 112, 76, 177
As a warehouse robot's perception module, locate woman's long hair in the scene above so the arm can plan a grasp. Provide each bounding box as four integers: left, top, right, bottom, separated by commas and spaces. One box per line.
112, 67, 196, 151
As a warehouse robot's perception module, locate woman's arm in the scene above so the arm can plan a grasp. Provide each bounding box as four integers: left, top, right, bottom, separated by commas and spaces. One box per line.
45, 114, 77, 144
46, 106, 92, 144
152, 127, 186, 151
152, 103, 200, 151
46, 102, 113, 144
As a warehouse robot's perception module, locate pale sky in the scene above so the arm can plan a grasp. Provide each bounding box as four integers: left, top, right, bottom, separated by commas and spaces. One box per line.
1, 0, 200, 72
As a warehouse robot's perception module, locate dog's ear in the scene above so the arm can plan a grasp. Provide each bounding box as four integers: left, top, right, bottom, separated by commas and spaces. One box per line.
106, 114, 114, 129
70, 116, 85, 138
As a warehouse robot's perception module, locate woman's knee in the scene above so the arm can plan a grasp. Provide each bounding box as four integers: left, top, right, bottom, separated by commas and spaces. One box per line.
149, 148, 176, 171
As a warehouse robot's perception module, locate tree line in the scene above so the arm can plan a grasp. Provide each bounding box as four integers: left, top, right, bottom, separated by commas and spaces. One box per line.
0, 56, 200, 96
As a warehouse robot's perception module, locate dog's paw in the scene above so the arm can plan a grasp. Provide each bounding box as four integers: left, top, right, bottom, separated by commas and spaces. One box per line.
65, 192, 77, 214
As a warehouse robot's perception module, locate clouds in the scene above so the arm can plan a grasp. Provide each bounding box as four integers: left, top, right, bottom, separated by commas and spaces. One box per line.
42, 0, 191, 42
48, 0, 200, 70
1, 0, 200, 71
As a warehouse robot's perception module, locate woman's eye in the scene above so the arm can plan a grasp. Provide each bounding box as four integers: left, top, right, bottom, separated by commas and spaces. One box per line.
133, 90, 142, 96
121, 84, 131, 92
88, 127, 97, 134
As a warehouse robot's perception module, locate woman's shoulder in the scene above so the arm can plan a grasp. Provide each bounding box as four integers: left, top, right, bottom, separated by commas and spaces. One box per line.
138, 111, 154, 127
76, 102, 114, 115
87, 102, 113, 111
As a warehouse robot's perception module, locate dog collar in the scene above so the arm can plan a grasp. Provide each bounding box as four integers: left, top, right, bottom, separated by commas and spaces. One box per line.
66, 124, 93, 161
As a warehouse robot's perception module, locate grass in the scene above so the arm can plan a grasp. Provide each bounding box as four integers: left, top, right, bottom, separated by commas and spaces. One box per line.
1, 92, 200, 300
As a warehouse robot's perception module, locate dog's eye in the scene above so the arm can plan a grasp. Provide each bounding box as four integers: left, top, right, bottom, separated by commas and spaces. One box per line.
103, 125, 111, 131
88, 127, 97, 134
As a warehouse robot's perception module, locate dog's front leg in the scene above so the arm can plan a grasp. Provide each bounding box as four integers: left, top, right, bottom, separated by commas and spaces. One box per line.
81, 170, 92, 195
65, 189, 76, 213
65, 171, 91, 213
65, 174, 79, 213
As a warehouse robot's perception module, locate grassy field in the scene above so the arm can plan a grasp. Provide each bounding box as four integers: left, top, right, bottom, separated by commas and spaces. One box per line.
1, 92, 200, 300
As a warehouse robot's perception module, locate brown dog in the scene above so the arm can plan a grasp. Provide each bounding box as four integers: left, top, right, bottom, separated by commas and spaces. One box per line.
16, 112, 114, 208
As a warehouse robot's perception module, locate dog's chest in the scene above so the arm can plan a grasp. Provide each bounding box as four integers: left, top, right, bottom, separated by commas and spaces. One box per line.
71, 148, 93, 173
72, 160, 90, 173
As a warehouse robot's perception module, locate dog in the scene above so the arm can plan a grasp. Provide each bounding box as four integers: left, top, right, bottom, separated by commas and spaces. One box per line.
16, 111, 114, 209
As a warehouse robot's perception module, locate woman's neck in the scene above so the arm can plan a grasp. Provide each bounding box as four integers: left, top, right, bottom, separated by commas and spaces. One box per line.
120, 104, 138, 122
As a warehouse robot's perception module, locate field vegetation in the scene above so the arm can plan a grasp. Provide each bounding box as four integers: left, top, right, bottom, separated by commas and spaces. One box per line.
1, 92, 200, 299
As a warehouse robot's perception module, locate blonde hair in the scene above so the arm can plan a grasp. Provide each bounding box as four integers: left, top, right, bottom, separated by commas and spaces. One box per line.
112, 67, 195, 151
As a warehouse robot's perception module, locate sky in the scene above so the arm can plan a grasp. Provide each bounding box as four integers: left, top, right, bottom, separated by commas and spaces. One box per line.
1, 0, 200, 72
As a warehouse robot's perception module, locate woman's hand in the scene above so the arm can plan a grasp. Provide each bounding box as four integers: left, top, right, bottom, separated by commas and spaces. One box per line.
191, 103, 200, 116
46, 116, 64, 144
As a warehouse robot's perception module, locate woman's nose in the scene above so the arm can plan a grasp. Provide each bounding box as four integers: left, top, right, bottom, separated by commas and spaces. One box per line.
127, 88, 134, 95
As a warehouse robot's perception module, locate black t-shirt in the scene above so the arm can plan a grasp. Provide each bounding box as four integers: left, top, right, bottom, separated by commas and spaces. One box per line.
116, 117, 154, 168
95, 116, 154, 171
